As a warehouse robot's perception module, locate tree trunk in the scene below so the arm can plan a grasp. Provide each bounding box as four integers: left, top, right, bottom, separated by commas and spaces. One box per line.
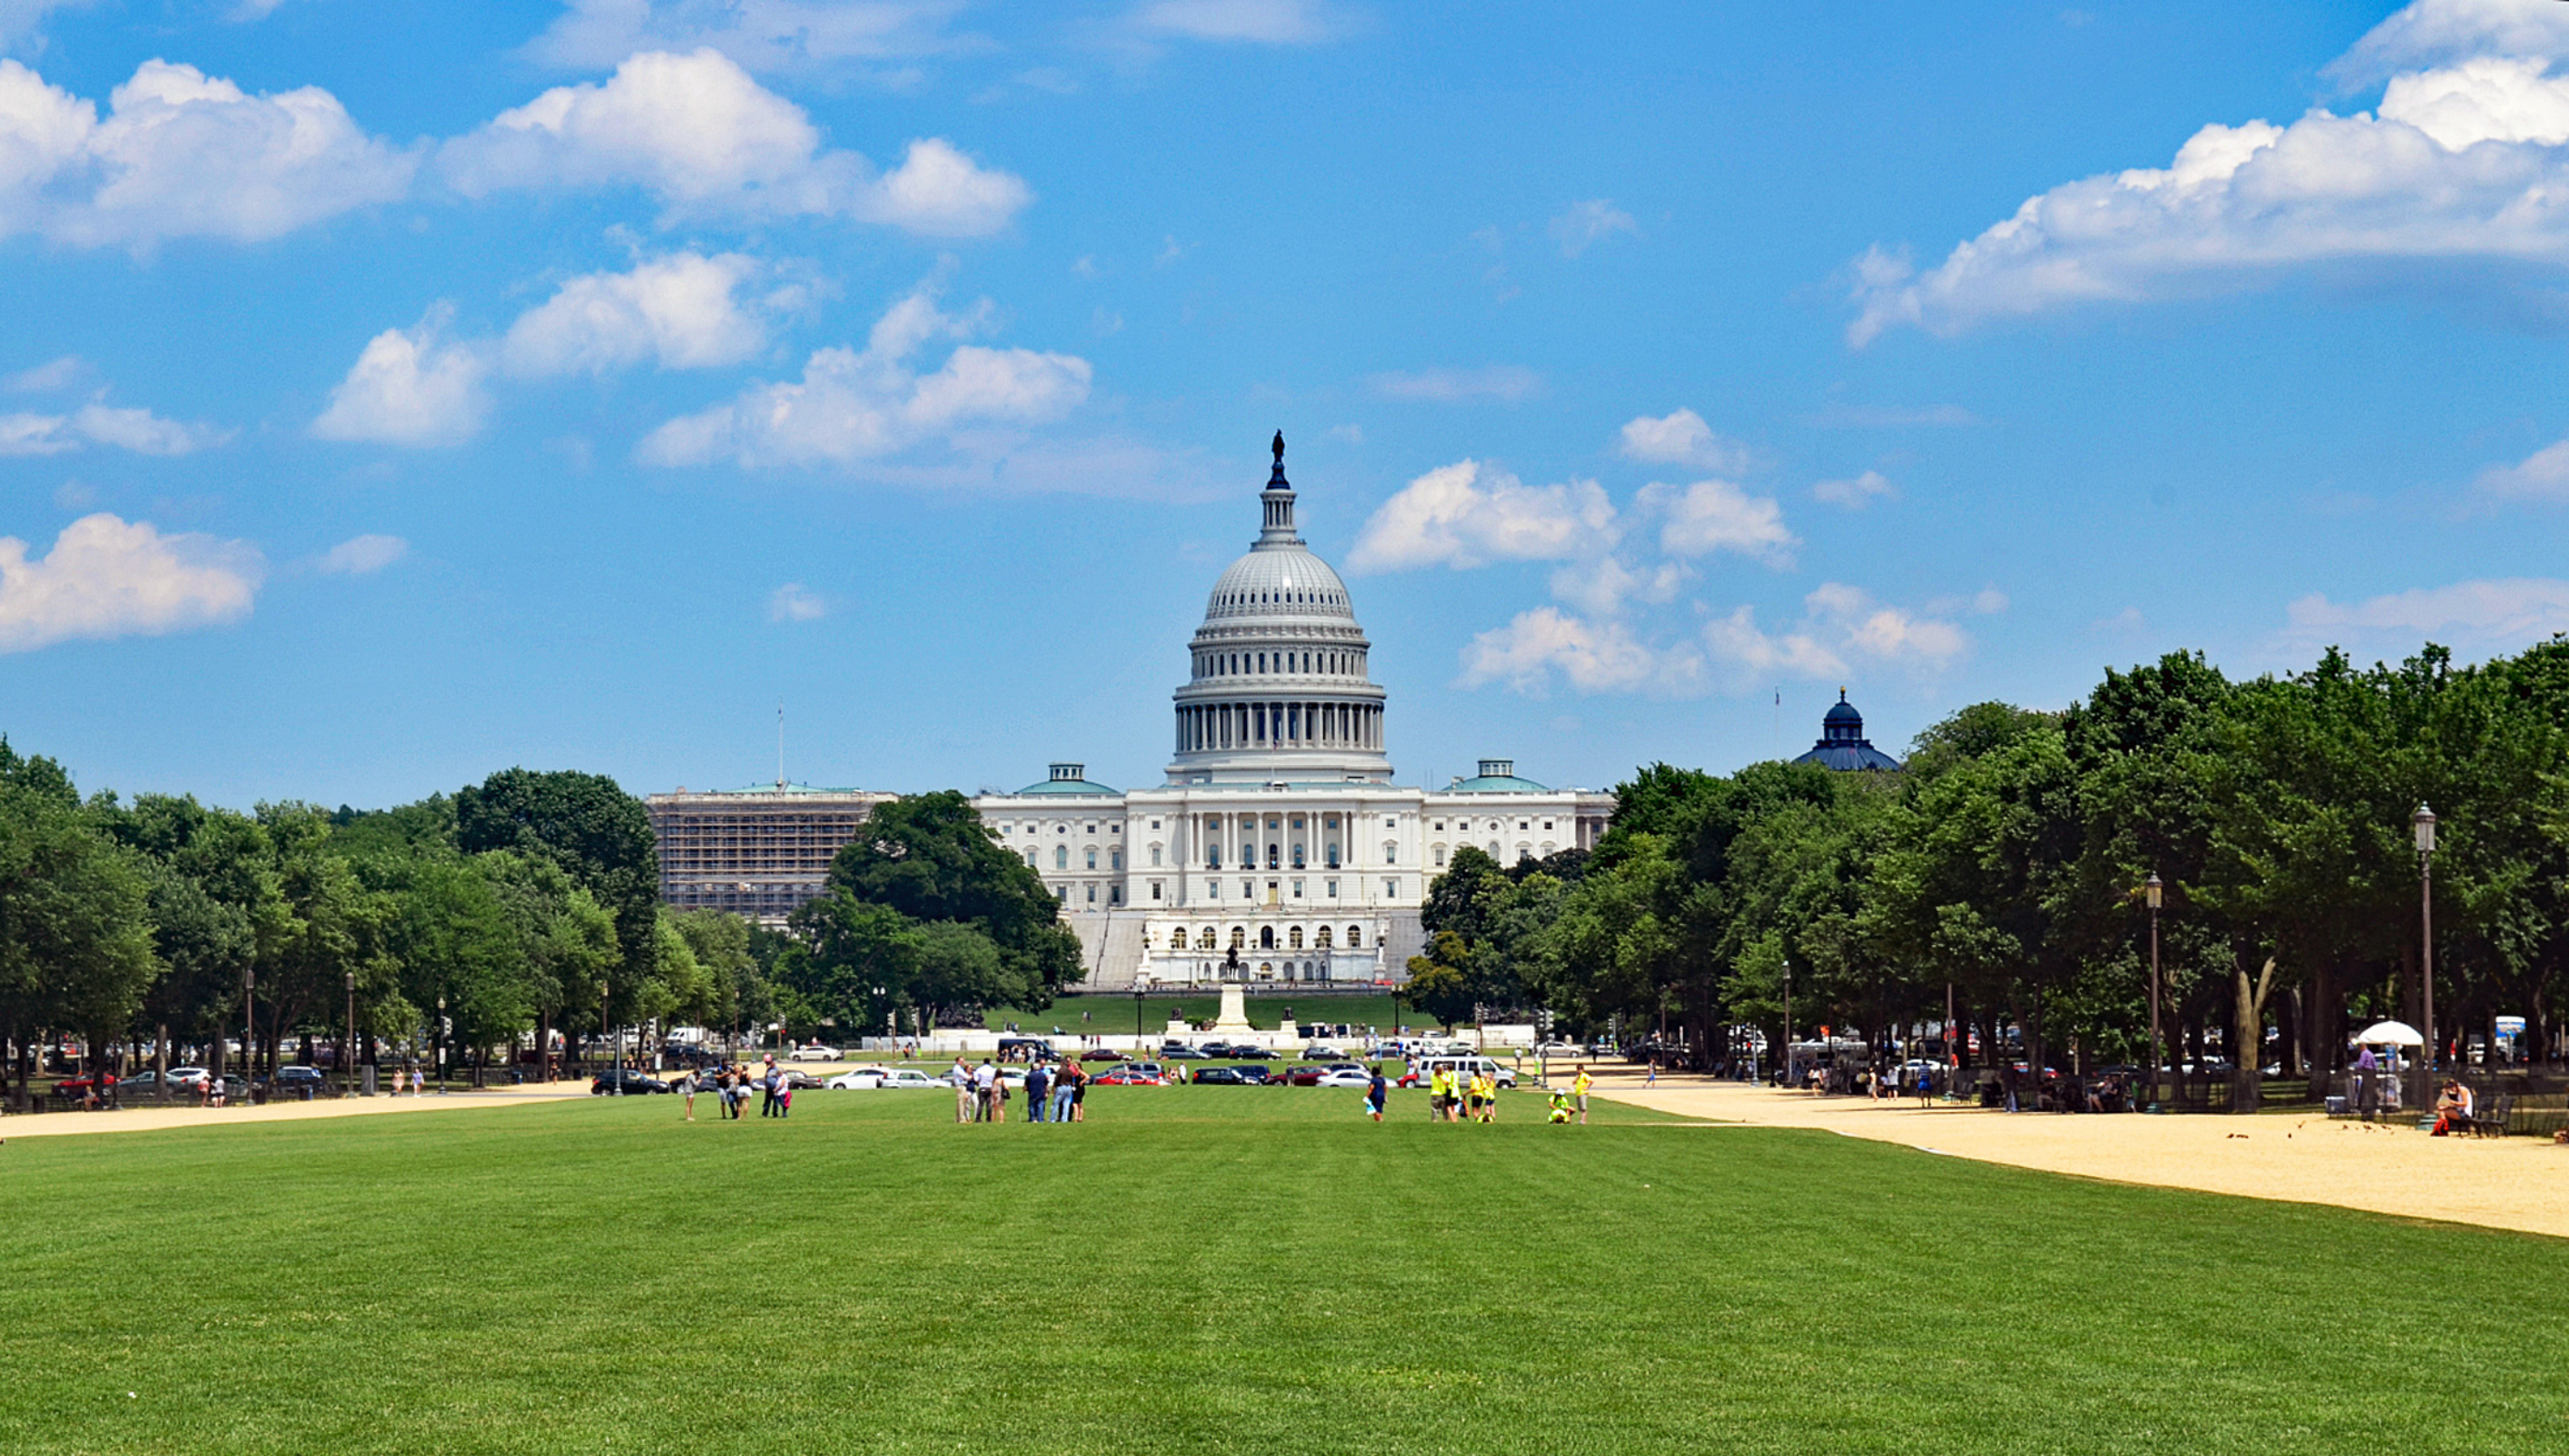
2303, 961, 2335, 1103
2233, 955, 2275, 1114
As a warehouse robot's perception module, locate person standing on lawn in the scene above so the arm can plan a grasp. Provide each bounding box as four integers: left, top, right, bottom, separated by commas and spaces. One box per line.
1365, 1066, 1387, 1122
1051, 1061, 1080, 1123
1026, 1060, 1051, 1123
973, 1059, 997, 1121
758, 1056, 779, 1117
679, 1066, 699, 1122
951, 1057, 973, 1123
1573, 1064, 1594, 1126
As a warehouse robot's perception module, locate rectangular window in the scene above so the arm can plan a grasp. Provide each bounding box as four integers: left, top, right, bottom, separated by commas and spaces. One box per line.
1209, 881, 1220, 898
1151, 881, 1163, 901
1150, 819, 1161, 830
1293, 879, 1304, 898
1326, 880, 1338, 897
1086, 884, 1097, 903
1385, 878, 1398, 897
1544, 820, 1554, 831
1151, 847, 1162, 867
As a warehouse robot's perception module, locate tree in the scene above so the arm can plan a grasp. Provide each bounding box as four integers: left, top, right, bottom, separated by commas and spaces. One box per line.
455, 768, 659, 1006
0, 745, 161, 1108
820, 792, 1082, 1008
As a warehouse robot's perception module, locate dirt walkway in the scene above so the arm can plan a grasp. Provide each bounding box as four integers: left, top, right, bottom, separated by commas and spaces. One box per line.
1594, 1072, 2569, 1239
0, 1082, 597, 1139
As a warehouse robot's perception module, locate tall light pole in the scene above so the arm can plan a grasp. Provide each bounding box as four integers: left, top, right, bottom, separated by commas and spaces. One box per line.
344, 972, 358, 1098
1782, 961, 1793, 1088
242, 966, 255, 1087
2144, 872, 2163, 1113
2413, 803, 2438, 1108
436, 995, 448, 1094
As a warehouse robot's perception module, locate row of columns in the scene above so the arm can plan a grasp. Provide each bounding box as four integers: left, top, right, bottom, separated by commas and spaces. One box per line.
1176, 700, 1380, 754
1183, 809, 1349, 874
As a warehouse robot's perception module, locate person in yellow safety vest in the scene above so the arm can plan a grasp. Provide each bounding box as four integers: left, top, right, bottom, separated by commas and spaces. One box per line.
1573, 1064, 1594, 1126
1472, 1072, 1496, 1123
1430, 1065, 1454, 1121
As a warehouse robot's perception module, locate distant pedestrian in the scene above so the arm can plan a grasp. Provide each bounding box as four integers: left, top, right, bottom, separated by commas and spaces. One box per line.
680, 1068, 699, 1122
1070, 1061, 1089, 1122
759, 1056, 780, 1117
1051, 1062, 1078, 1123
1365, 1066, 1386, 1122
951, 1058, 973, 1123
1573, 1064, 1593, 1126
973, 1060, 996, 1122
1026, 1061, 1051, 1123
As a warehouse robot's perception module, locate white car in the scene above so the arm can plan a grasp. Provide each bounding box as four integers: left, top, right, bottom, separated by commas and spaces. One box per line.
1315, 1068, 1374, 1088
786, 1044, 841, 1062
829, 1067, 941, 1090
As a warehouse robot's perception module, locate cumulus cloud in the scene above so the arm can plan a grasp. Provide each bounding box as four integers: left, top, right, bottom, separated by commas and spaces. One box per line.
309, 308, 492, 448
1549, 198, 1637, 258
317, 534, 406, 574
0, 512, 262, 653
1617, 407, 1749, 472
0, 398, 227, 456
1369, 365, 1541, 404
439, 49, 1028, 236
1458, 606, 1703, 695
0, 57, 417, 250
1642, 479, 1796, 562
1346, 461, 1616, 572
2285, 575, 2569, 650
639, 282, 1091, 469
5, 355, 86, 393
502, 250, 773, 375
2473, 436, 2569, 503
1847, 2, 2569, 344
522, 0, 973, 73
1129, 0, 1349, 44
767, 582, 824, 620
1703, 583, 1973, 684
1813, 469, 1896, 508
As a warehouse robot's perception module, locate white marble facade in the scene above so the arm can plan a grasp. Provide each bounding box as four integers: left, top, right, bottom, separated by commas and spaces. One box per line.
973, 442, 1613, 989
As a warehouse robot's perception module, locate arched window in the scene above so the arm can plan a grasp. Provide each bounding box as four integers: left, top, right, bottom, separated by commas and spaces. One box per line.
1110, 849, 1122, 871
1346, 925, 1362, 948
1384, 840, 1397, 864
1085, 848, 1098, 870
1288, 925, 1304, 949
1197, 926, 1217, 950
1023, 849, 1037, 867
1267, 844, 1280, 870
1229, 926, 1246, 950
1432, 845, 1447, 868
1054, 846, 1068, 870
1260, 926, 1276, 949
1292, 844, 1305, 868
1316, 925, 1333, 949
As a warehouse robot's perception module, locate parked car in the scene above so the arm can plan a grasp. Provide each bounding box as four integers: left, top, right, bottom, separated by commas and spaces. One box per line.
1314, 1067, 1374, 1088
1397, 1055, 1518, 1090
1162, 1044, 1209, 1059
1301, 1045, 1345, 1060
1080, 1047, 1128, 1061
166, 1067, 213, 1091
1094, 1064, 1163, 1085
779, 1069, 824, 1090
785, 1044, 840, 1062
53, 1072, 119, 1099
1197, 1041, 1240, 1058
259, 1065, 329, 1097
1234, 1064, 1277, 1084
591, 1070, 671, 1095
1193, 1065, 1256, 1084
1228, 1046, 1276, 1061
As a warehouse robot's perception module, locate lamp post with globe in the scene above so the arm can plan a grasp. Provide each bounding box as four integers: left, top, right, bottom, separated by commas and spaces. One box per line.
2413, 803, 2438, 1108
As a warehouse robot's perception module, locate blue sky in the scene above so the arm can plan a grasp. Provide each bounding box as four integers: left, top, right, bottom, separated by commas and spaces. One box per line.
6, 0, 2569, 809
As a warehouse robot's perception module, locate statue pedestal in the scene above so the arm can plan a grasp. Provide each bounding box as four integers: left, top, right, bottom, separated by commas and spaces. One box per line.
1162, 1017, 1193, 1041
1277, 1018, 1299, 1045
1209, 983, 1253, 1035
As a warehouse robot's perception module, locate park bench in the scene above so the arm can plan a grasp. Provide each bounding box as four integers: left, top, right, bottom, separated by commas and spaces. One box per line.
2465, 1093, 2513, 1139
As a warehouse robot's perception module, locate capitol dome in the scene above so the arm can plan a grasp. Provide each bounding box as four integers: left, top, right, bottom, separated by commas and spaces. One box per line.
1166, 436, 1391, 785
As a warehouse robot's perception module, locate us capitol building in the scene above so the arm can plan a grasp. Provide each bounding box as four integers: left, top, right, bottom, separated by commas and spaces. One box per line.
652, 437, 1614, 990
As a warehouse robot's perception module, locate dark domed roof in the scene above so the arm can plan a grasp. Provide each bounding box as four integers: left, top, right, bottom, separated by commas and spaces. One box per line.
1792, 690, 1902, 772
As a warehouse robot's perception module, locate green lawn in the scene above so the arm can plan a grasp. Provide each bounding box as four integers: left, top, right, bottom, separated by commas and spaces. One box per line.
987, 991, 1429, 1034
7, 1090, 2564, 1455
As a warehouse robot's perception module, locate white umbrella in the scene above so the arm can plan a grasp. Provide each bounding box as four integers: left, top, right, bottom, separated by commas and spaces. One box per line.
2354, 1020, 2424, 1047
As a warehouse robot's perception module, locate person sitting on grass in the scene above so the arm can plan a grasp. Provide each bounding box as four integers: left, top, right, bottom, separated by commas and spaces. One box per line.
1548, 1088, 1573, 1124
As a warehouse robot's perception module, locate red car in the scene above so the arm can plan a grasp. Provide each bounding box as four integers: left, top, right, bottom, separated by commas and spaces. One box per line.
1093, 1064, 1164, 1085
54, 1072, 118, 1099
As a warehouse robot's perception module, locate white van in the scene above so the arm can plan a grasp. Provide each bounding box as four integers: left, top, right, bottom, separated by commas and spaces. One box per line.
1400, 1054, 1518, 1090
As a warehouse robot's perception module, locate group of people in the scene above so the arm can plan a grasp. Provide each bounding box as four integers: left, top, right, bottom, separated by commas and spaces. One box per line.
951, 1056, 1090, 1123
674, 1056, 794, 1122
1425, 1065, 1504, 1122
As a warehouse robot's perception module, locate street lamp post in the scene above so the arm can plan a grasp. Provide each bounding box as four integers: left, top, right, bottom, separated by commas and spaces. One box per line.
2145, 872, 2163, 1113
241, 966, 255, 1088
435, 995, 448, 1095
344, 971, 358, 1098
1782, 961, 1793, 1088
1134, 986, 1145, 1051
2414, 803, 2438, 1108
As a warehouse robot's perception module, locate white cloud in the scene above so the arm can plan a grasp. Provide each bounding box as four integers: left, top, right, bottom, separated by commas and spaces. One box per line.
1549, 197, 1637, 258
639, 282, 1091, 469
2285, 575, 2569, 650
0, 512, 261, 653
1130, 0, 1348, 44
1703, 583, 1973, 684
2474, 436, 2569, 503
1813, 468, 1896, 508
0, 398, 227, 456
1642, 478, 1797, 562
1458, 606, 1703, 695
502, 251, 771, 375
1368, 364, 1541, 404
1549, 555, 1684, 617
1616, 407, 1748, 472
767, 582, 824, 620
5, 355, 85, 392
1346, 460, 1616, 572
439, 49, 1028, 236
522, 0, 973, 73
1848, 5, 2569, 344
310, 308, 492, 448
317, 534, 406, 575
0, 57, 417, 250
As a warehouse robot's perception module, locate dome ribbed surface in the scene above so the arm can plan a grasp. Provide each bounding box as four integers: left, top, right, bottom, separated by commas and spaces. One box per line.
1202, 549, 1355, 623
